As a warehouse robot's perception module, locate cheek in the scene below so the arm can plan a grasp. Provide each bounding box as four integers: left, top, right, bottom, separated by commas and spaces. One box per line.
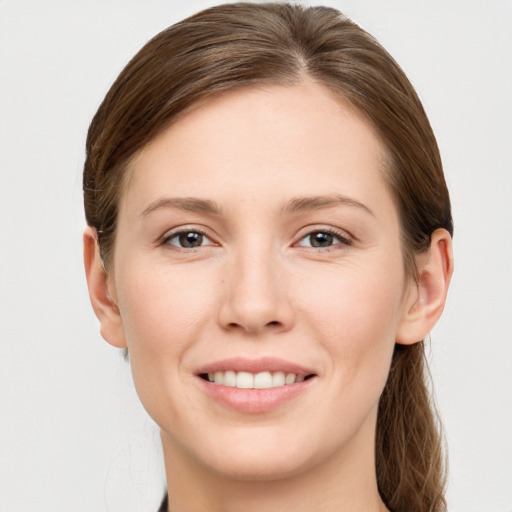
114, 260, 217, 389
113, 260, 221, 425
116, 261, 217, 354
295, 258, 405, 387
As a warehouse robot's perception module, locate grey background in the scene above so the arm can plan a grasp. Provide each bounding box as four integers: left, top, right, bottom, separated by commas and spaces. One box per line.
1, 1, 511, 511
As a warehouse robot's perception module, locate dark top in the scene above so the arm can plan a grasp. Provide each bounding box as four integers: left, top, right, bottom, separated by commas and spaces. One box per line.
158, 493, 168, 512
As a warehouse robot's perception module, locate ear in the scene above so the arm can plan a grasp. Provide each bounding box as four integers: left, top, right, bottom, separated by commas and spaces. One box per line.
83, 227, 127, 348
396, 228, 454, 345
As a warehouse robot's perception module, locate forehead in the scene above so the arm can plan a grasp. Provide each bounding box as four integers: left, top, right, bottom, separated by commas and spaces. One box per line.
122, 81, 393, 218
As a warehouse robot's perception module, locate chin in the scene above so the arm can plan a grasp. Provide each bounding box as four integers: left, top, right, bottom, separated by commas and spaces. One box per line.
174, 424, 322, 482
205, 449, 315, 482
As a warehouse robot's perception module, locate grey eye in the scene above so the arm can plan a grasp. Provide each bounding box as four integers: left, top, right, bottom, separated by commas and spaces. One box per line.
309, 232, 335, 247
166, 231, 210, 248
179, 232, 203, 248
298, 231, 340, 248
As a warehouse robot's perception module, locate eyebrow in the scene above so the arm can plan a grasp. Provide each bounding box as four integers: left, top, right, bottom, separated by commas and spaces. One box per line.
140, 194, 374, 218
282, 194, 374, 216
140, 197, 222, 217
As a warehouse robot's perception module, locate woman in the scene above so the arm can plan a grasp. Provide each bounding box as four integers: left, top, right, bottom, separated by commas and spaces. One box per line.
83, 3, 453, 511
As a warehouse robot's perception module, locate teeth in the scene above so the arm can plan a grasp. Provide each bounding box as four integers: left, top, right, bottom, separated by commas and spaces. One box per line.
224, 370, 237, 387
254, 371, 273, 389
236, 371, 254, 389
272, 371, 285, 387
285, 373, 296, 385
209, 370, 307, 389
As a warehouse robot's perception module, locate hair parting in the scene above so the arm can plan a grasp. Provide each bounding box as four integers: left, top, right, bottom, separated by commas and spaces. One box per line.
83, 4, 452, 510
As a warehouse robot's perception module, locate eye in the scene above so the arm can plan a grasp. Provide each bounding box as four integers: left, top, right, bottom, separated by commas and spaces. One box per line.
296, 229, 352, 249
163, 229, 215, 249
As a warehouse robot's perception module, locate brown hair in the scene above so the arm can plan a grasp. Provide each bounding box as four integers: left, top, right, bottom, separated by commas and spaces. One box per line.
83, 3, 452, 511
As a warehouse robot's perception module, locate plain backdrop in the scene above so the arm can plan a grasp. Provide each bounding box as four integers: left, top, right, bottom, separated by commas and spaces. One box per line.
0, 1, 511, 511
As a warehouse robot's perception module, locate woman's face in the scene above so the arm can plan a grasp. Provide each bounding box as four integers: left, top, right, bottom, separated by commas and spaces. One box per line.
109, 81, 416, 480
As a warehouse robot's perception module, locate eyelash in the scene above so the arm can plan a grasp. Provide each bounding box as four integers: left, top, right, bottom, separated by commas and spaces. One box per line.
294, 227, 353, 251
160, 227, 216, 250
160, 227, 353, 251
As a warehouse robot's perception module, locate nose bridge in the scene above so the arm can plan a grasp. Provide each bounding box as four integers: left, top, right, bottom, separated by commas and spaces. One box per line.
217, 238, 292, 334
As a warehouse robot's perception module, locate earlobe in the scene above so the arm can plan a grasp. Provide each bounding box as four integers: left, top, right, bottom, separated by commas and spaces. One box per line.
396, 228, 454, 345
83, 227, 127, 348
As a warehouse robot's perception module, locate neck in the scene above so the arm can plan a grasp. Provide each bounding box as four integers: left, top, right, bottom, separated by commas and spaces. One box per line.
160, 413, 388, 512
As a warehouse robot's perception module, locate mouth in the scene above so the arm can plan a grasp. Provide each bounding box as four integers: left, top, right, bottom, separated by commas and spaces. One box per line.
195, 358, 318, 413
199, 370, 317, 389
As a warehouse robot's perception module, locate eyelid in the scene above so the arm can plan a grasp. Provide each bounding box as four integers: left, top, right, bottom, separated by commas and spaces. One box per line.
157, 224, 353, 250
159, 225, 219, 248
293, 225, 354, 249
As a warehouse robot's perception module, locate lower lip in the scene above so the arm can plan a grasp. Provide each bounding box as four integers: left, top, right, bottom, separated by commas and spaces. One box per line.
197, 377, 316, 414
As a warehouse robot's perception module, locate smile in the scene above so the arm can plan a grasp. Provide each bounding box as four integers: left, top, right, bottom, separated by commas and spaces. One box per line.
202, 370, 314, 389
195, 358, 318, 413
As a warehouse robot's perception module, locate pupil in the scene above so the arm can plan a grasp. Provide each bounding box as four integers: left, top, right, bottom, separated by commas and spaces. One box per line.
179, 232, 202, 248
311, 232, 332, 247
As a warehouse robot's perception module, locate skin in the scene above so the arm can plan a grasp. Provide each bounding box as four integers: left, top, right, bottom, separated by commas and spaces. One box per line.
84, 80, 453, 512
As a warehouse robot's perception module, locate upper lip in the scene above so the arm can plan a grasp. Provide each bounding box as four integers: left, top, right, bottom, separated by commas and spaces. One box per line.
196, 357, 317, 378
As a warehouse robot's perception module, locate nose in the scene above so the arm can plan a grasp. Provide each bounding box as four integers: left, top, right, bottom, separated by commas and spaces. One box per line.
217, 246, 294, 335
